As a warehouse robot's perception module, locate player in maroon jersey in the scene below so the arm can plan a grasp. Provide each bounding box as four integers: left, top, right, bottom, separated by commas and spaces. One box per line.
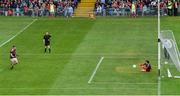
140, 60, 152, 72
10, 45, 18, 69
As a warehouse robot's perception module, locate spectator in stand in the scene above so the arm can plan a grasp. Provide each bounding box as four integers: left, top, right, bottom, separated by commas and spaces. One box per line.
160, 1, 167, 16
112, 0, 119, 16
102, 3, 106, 16
45, 1, 49, 16
49, 2, 56, 17
41, 2, 46, 16
24, 5, 29, 16
96, 5, 102, 15
34, 5, 39, 16
68, 5, 73, 17
137, 0, 144, 16
74, 0, 78, 8
167, 0, 173, 16
29, 2, 34, 16
38, 4, 43, 16
4, 4, 8, 16
8, 8, 13, 16
56, 3, 64, 16
112, 0, 118, 9
101, 0, 105, 4
64, 5, 68, 17
119, 1, 125, 16
150, 0, 157, 15
95, 0, 101, 11
173, 0, 179, 16
142, 4, 147, 16
15, 5, 20, 16
126, 1, 130, 14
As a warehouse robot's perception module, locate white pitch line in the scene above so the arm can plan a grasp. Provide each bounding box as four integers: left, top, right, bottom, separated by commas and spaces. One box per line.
92, 82, 157, 85
157, 76, 161, 96
0, 19, 37, 47
0, 87, 157, 90
88, 56, 104, 84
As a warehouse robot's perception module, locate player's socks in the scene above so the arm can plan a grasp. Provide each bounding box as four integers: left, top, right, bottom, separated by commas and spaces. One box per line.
10, 65, 14, 70
44, 48, 47, 53
49, 48, 51, 53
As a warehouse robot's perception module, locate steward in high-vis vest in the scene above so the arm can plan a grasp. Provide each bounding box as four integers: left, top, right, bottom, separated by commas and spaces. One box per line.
167, 0, 173, 16
49, 2, 56, 16
173, 0, 179, 16
131, 2, 137, 18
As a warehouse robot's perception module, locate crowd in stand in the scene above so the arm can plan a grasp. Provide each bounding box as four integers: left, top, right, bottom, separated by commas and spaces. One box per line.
0, 0, 78, 17
0, 0, 179, 17
95, 0, 180, 16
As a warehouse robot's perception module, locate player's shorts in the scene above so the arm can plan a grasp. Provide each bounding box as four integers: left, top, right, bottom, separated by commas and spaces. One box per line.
45, 42, 50, 46
10, 58, 18, 64
146, 67, 151, 72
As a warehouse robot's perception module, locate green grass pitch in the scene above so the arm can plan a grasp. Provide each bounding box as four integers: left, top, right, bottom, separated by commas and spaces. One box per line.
0, 16, 180, 95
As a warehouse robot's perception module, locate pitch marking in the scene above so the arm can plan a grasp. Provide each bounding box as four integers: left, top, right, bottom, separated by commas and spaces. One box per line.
0, 19, 37, 47
88, 56, 104, 84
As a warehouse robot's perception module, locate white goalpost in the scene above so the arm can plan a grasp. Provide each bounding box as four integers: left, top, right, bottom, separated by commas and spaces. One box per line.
157, 0, 161, 95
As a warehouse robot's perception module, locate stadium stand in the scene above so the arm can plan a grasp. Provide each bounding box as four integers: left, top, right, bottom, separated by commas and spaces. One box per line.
74, 0, 95, 17
94, 0, 180, 16
0, 0, 179, 17
0, 0, 79, 17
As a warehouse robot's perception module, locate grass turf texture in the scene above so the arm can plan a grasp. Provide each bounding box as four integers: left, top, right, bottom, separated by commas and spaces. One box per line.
0, 16, 178, 95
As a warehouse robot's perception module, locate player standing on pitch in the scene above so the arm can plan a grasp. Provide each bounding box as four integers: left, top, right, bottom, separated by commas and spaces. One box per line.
10, 45, 18, 70
43, 32, 51, 53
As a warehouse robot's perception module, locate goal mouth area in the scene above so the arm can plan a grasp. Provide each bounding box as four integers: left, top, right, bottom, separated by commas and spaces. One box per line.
160, 30, 180, 78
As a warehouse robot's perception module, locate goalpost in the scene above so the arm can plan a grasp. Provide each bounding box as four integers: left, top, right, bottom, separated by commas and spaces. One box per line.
160, 30, 180, 77
157, 0, 161, 95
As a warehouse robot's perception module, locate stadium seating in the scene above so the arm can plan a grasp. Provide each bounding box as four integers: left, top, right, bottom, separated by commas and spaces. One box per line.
74, 0, 95, 17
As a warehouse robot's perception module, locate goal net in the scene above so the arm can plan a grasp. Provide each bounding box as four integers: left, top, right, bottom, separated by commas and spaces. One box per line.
160, 30, 180, 77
